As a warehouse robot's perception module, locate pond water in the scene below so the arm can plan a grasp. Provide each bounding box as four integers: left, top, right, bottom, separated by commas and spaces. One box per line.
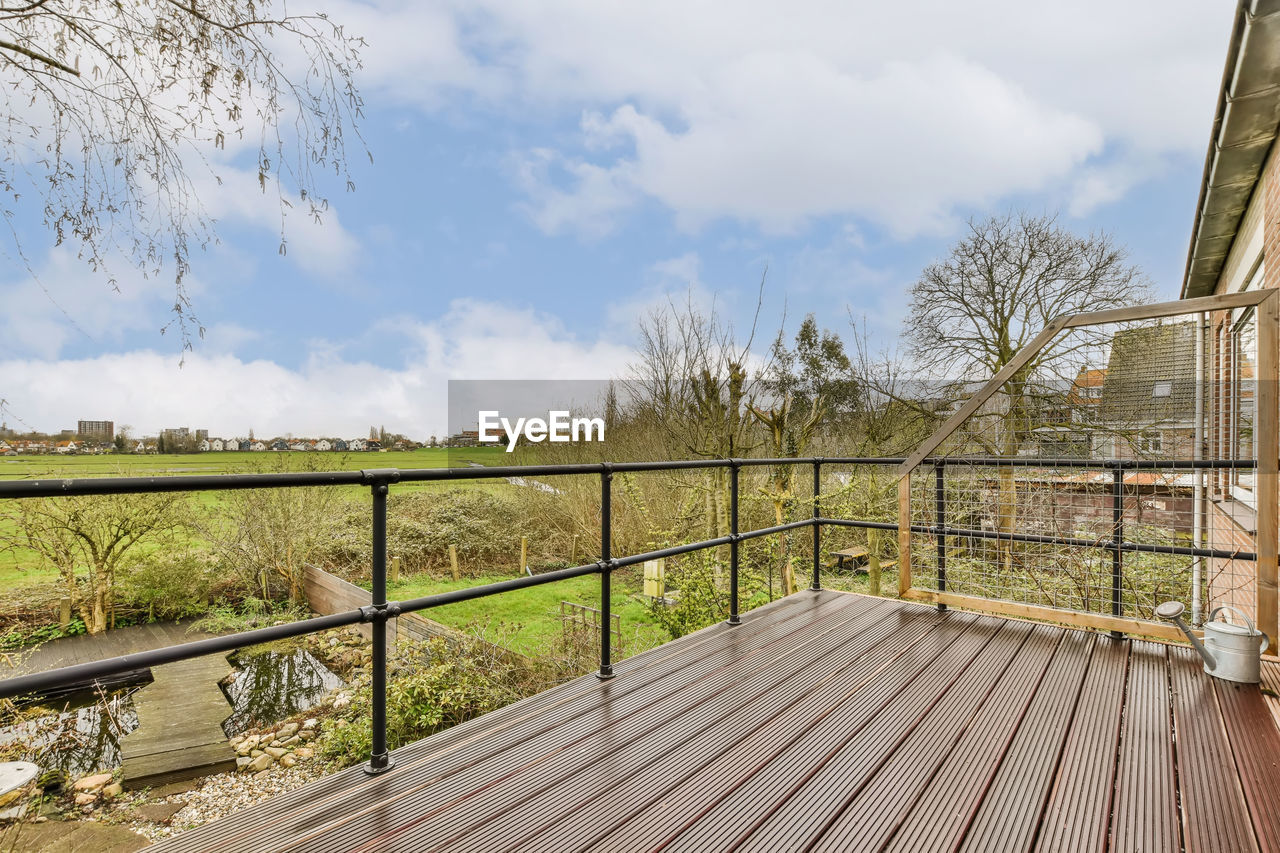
0, 687, 139, 778
220, 648, 343, 738
0, 648, 342, 776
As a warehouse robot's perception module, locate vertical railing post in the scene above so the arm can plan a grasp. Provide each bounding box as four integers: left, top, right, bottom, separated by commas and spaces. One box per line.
728, 461, 741, 625
811, 460, 822, 591
364, 469, 397, 775
598, 465, 614, 680
1110, 462, 1124, 639
935, 461, 947, 612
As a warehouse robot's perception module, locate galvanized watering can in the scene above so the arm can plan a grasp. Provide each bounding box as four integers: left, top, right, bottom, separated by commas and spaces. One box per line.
1156, 601, 1269, 684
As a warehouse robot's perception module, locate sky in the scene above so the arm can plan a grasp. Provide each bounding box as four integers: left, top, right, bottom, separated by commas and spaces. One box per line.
0, 1, 1237, 440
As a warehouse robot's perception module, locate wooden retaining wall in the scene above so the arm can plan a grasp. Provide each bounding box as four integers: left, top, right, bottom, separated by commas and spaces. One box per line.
302, 565, 518, 658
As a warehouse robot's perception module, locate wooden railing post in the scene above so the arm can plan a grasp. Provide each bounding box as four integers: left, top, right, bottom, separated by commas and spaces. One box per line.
898, 473, 913, 597
1256, 289, 1278, 649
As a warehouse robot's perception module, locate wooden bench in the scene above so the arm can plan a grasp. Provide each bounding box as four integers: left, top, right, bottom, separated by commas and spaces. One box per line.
829, 546, 868, 570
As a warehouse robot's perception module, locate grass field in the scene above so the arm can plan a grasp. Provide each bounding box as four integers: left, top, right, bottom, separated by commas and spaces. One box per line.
0, 446, 510, 481
0, 447, 515, 588
383, 568, 669, 659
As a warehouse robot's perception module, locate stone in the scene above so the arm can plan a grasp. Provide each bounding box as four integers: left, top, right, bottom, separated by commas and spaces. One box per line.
268, 740, 282, 749
134, 802, 185, 823
74, 792, 97, 806
247, 753, 274, 773
279, 754, 297, 768
302, 718, 319, 730
299, 730, 316, 742
72, 772, 113, 792
294, 748, 314, 760
146, 780, 197, 799
262, 747, 287, 760
236, 756, 253, 770
250, 749, 264, 758
0, 802, 27, 821
280, 736, 301, 748
254, 769, 272, 780
101, 782, 123, 799
277, 722, 300, 739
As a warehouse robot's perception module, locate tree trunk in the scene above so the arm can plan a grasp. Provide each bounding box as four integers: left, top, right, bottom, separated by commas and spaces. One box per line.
867, 527, 882, 596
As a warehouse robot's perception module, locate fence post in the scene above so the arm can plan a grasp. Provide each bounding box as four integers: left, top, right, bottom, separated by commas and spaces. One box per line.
728, 461, 741, 625
598, 465, 614, 680
935, 461, 947, 612
812, 460, 822, 591
1110, 462, 1124, 639
365, 471, 396, 774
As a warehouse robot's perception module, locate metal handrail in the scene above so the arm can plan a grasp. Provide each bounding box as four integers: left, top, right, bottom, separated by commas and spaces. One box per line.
0, 454, 1258, 774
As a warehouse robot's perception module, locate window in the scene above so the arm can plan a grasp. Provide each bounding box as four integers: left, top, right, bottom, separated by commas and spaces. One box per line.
1231, 307, 1256, 502
1151, 381, 1172, 398
1139, 431, 1163, 454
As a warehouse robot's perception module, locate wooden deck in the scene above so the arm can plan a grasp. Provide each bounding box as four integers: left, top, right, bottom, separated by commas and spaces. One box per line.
151, 590, 1280, 852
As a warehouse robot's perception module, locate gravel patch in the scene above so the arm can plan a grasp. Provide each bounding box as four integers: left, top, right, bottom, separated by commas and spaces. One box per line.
125, 762, 324, 843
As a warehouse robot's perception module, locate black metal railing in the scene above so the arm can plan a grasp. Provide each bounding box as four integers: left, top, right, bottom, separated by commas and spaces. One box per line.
0, 454, 1256, 774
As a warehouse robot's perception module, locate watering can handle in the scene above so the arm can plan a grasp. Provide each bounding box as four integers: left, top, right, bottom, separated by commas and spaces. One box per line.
1208, 605, 1269, 653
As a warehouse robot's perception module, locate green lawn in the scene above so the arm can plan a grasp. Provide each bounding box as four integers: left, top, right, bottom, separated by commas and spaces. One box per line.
0, 447, 515, 588
0, 446, 510, 481
382, 569, 669, 660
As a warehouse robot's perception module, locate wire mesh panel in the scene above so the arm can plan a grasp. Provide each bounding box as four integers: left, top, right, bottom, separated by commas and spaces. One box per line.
904, 301, 1262, 629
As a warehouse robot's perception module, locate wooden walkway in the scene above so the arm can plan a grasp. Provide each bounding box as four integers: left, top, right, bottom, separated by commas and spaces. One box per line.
119, 653, 236, 788
2, 620, 238, 788
5, 620, 221, 684
150, 590, 1280, 852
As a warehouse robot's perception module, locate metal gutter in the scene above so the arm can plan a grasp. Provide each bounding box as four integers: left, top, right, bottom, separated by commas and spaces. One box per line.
1182, 0, 1280, 299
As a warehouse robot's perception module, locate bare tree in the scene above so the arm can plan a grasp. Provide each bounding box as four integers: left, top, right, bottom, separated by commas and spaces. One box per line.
904, 211, 1151, 570
0, 492, 192, 634
1, 1, 366, 343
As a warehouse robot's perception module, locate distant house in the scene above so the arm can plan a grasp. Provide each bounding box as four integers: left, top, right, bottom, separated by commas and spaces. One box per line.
1095, 322, 1197, 459
348, 438, 366, 451
366, 440, 382, 451
271, 439, 289, 451
332, 439, 348, 452
209, 438, 225, 452
198, 439, 210, 452
289, 441, 308, 452
315, 439, 332, 452
54, 440, 77, 454
251, 441, 267, 452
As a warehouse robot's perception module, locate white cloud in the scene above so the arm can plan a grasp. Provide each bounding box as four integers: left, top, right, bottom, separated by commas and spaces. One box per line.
332, 0, 1226, 232
0, 299, 635, 437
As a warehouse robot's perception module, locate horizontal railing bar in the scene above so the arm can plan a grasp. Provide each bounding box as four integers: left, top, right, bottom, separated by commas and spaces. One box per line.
0, 456, 1255, 499
925, 457, 1256, 469
0, 609, 366, 700
913, 523, 1257, 561
816, 518, 900, 531
395, 562, 604, 614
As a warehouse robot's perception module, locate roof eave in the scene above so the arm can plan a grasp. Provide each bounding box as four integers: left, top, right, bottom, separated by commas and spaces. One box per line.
1182, 1, 1280, 299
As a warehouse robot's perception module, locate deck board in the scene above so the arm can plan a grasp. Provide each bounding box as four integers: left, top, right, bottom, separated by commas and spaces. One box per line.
149, 590, 1280, 853
1110, 640, 1180, 853
1035, 636, 1129, 853
1169, 646, 1258, 853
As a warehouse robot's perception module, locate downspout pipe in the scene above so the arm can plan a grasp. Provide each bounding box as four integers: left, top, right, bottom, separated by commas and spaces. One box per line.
1193, 312, 1207, 625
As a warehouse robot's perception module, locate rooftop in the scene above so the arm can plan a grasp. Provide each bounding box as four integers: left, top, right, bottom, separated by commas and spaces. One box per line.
151, 590, 1280, 853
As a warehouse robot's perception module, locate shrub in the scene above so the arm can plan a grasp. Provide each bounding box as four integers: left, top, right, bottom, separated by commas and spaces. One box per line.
119, 550, 217, 621
317, 636, 521, 768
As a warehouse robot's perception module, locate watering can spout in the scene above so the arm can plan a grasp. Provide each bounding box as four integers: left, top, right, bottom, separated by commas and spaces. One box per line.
1155, 601, 1215, 669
